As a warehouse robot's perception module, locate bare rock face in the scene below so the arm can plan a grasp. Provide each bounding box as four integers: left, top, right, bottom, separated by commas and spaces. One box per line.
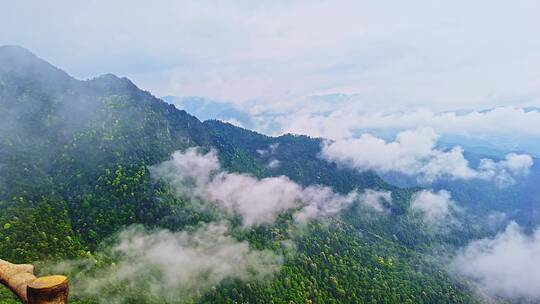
0, 259, 68, 304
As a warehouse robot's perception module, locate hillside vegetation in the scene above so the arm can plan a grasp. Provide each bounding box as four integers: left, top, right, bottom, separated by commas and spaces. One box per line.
0, 46, 482, 303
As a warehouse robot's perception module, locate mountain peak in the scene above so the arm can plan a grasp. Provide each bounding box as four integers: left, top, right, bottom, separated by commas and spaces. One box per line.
0, 45, 37, 57
96, 73, 120, 80
0, 45, 73, 84
0, 45, 49, 67
88, 73, 139, 92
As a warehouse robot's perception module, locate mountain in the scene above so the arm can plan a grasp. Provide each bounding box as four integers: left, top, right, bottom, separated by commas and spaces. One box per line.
166, 94, 540, 230
162, 94, 540, 159
0, 46, 483, 303
162, 96, 255, 129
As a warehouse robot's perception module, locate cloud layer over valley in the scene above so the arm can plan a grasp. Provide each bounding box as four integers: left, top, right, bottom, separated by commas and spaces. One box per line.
321, 128, 533, 185
451, 222, 540, 300
150, 148, 392, 227
410, 190, 458, 228
50, 223, 282, 303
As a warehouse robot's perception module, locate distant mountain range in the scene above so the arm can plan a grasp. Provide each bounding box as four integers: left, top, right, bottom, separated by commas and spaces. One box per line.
163, 95, 540, 157
161, 96, 256, 129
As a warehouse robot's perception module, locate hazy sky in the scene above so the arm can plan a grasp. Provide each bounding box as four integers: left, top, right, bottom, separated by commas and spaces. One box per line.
1, 0, 540, 111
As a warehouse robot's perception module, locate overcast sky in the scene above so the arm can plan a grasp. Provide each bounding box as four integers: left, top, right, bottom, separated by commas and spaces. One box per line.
2, 0, 540, 111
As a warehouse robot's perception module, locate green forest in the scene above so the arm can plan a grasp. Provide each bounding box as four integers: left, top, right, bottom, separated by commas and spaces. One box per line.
0, 46, 505, 304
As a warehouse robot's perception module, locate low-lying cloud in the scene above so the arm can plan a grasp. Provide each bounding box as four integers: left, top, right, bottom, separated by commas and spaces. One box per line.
358, 189, 392, 213
151, 148, 391, 226
50, 222, 282, 303
321, 128, 533, 184
256, 143, 279, 156
294, 188, 392, 223
451, 222, 540, 300
266, 159, 281, 169
477, 153, 534, 186
410, 190, 457, 227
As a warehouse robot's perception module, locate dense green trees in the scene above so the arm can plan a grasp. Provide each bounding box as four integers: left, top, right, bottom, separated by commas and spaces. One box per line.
201, 222, 479, 304
0, 46, 481, 303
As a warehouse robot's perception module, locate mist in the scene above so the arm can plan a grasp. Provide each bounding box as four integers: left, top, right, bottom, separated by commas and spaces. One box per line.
321, 128, 533, 185
2, 6, 540, 301
46, 222, 282, 303
151, 148, 393, 227
44, 146, 397, 302
410, 190, 459, 229
451, 222, 540, 301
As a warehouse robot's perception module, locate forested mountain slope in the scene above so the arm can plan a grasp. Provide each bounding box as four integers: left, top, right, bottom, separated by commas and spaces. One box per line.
0, 46, 482, 303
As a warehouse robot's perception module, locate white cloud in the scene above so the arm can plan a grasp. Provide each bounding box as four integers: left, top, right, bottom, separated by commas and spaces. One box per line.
205, 173, 302, 226
267, 159, 281, 169
502, 153, 534, 175
293, 188, 391, 223
257, 143, 280, 156
269, 143, 279, 153
223, 118, 245, 128
291, 187, 360, 224
279, 106, 540, 140
151, 148, 389, 226
357, 189, 392, 213
410, 190, 456, 226
372, 107, 540, 137
321, 128, 533, 184
51, 222, 282, 302
149, 148, 220, 198
477, 153, 534, 186
451, 222, 540, 300
2, 1, 540, 109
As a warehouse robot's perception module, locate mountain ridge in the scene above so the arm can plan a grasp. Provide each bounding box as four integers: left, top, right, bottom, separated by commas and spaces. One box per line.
0, 46, 484, 303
